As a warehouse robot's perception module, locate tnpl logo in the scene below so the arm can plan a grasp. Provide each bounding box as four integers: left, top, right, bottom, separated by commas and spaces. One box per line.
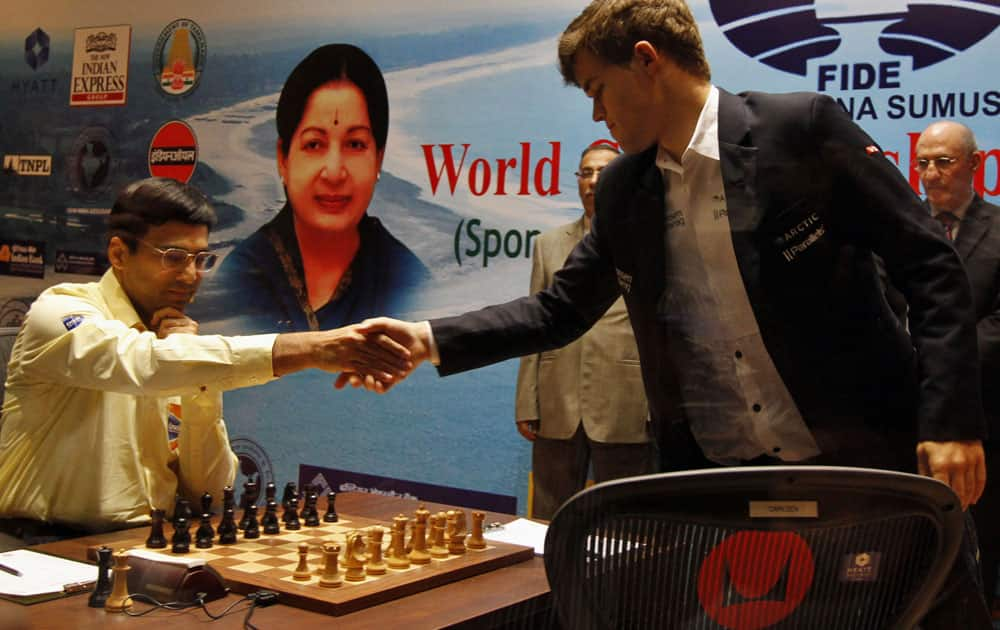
3, 155, 52, 176
710, 1, 999, 77
697, 530, 815, 630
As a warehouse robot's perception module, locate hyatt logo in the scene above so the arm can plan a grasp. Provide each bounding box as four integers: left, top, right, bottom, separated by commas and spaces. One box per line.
3, 154, 52, 176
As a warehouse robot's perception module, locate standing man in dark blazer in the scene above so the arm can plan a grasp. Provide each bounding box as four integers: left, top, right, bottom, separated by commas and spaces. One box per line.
515, 141, 654, 520
350, 1, 988, 624
917, 120, 1000, 606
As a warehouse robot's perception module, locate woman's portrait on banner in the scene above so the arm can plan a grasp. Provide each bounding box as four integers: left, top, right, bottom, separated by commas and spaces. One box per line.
215, 44, 430, 332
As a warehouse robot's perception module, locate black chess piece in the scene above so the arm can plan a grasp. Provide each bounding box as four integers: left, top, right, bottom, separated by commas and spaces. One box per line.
281, 482, 297, 511
243, 504, 260, 539
262, 498, 280, 535
304, 489, 320, 527
146, 508, 168, 548
284, 495, 301, 530
223, 486, 235, 513
172, 516, 192, 553
196, 513, 215, 548
201, 491, 214, 517
239, 478, 259, 531
87, 546, 113, 608
174, 497, 193, 523
217, 507, 237, 545
323, 490, 338, 523
265, 481, 277, 503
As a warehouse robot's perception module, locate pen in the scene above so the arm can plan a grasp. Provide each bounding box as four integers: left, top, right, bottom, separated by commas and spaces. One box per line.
0, 563, 22, 577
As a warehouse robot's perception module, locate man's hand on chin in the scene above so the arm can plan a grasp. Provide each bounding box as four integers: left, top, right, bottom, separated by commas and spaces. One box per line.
150, 306, 199, 338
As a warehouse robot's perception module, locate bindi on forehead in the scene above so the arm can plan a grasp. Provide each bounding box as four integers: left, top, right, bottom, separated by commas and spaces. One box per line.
334, 109, 339, 126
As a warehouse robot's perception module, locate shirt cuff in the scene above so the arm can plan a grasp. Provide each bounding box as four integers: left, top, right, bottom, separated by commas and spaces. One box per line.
422, 321, 440, 366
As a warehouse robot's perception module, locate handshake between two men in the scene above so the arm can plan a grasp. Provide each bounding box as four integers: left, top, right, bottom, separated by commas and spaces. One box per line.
328, 318, 431, 392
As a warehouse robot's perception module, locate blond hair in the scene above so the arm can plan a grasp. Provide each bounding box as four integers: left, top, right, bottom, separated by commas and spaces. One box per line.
558, 0, 711, 85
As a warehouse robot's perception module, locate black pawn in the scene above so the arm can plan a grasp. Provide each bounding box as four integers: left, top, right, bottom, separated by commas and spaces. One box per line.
172, 516, 192, 553
201, 491, 214, 517
304, 489, 320, 527
265, 482, 277, 503
146, 508, 168, 548
218, 507, 238, 545
262, 499, 281, 535
243, 504, 260, 539
223, 486, 235, 513
196, 513, 215, 548
88, 546, 113, 608
323, 490, 338, 523
284, 495, 301, 530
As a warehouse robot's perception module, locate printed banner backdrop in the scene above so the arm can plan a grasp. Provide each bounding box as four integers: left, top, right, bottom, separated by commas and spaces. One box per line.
1, 1, 998, 514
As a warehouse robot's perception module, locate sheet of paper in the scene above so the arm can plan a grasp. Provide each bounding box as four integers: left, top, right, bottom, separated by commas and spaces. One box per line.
483, 518, 548, 555
0, 549, 95, 597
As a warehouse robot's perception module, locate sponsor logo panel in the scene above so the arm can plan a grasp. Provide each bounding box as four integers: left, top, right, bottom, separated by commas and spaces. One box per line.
70, 24, 132, 107
2, 154, 52, 176
67, 127, 118, 202
0, 240, 46, 279
153, 18, 207, 98
148, 120, 198, 183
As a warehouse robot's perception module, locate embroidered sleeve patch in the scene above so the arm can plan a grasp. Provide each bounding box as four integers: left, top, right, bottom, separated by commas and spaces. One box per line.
61, 314, 85, 331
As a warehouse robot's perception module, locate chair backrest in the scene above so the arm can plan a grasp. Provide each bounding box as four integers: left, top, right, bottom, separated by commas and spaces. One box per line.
0, 326, 20, 409
543, 466, 963, 630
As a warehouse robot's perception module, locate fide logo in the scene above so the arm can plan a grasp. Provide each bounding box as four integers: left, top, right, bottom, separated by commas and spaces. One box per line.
709, 1, 1000, 76
153, 18, 206, 97
24, 27, 50, 70
697, 530, 815, 629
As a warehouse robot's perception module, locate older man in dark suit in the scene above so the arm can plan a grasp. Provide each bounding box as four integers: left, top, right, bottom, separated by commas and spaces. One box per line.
917, 120, 1000, 606
352, 1, 989, 625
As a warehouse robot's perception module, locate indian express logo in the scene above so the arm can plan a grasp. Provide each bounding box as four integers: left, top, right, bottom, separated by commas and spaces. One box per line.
709, 1, 999, 76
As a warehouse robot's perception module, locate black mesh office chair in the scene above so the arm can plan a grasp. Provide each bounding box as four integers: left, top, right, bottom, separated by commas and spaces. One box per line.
544, 466, 964, 630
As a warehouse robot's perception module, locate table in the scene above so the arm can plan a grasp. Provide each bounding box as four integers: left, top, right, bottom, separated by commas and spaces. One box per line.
0, 493, 557, 629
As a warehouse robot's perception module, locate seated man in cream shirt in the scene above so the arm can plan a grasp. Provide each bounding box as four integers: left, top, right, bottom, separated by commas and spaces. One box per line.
0, 177, 409, 545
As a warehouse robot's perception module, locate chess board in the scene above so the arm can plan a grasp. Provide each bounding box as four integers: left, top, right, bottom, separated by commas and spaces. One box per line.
94, 513, 534, 616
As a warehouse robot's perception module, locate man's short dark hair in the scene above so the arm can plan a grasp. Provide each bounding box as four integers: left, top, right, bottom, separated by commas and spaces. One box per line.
107, 177, 216, 250
276, 44, 389, 157
558, 0, 711, 86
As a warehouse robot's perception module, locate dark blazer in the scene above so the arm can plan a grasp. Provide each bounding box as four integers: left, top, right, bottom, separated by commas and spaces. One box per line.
431, 90, 985, 473
956, 195, 1000, 432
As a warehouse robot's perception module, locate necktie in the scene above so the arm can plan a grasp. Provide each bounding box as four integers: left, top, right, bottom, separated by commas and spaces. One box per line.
934, 212, 958, 241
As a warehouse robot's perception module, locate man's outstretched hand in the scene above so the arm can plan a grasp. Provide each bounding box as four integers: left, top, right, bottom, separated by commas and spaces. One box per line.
333, 318, 432, 391
272, 322, 413, 393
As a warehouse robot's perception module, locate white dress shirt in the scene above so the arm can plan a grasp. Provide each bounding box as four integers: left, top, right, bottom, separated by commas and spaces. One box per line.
656, 86, 820, 465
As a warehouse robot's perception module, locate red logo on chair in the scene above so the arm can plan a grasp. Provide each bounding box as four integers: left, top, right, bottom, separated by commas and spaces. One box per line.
697, 530, 815, 630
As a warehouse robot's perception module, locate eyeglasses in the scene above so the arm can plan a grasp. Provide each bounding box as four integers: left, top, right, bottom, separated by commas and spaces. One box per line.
915, 156, 959, 172
138, 240, 218, 272
575, 167, 605, 180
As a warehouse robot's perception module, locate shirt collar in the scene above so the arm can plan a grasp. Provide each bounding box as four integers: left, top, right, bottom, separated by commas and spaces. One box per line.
930, 192, 975, 222
99, 269, 146, 331
655, 85, 720, 173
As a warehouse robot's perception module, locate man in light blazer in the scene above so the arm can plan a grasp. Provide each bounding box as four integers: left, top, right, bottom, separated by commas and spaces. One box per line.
515, 140, 653, 520
917, 120, 1000, 606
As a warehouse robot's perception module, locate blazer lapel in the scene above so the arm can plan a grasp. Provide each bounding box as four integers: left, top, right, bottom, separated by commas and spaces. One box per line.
955, 196, 991, 261
717, 89, 765, 310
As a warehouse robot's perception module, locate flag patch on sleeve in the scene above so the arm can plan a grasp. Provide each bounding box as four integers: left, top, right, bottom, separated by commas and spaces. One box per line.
61, 314, 85, 330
